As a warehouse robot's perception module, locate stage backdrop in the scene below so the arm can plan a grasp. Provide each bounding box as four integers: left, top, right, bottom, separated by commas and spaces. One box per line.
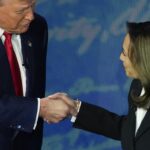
36, 0, 150, 149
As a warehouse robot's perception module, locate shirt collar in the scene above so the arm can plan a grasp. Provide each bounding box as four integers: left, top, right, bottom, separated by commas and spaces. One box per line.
0, 28, 4, 38
0, 28, 19, 39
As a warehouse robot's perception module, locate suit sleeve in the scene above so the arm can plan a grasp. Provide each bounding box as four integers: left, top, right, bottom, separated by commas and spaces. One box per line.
73, 79, 141, 140
73, 102, 126, 140
0, 95, 38, 133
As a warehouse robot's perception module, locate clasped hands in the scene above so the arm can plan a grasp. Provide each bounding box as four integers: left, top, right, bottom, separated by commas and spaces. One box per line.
39, 93, 78, 124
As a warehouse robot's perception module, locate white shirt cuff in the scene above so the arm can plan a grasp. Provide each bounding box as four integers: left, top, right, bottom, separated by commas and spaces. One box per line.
33, 98, 40, 129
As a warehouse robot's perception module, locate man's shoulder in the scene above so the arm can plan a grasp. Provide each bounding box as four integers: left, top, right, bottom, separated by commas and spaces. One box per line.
27, 13, 48, 34
34, 13, 47, 25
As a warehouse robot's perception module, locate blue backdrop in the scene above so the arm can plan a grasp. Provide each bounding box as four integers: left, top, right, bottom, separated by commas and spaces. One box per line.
35, 0, 150, 149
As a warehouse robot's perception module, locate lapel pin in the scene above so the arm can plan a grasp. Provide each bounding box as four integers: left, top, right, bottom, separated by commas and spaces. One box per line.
27, 41, 32, 47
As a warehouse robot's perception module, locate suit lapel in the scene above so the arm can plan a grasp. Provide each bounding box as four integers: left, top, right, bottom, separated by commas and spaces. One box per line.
0, 32, 35, 96
135, 109, 150, 140
130, 80, 150, 141
20, 33, 34, 96
0, 39, 15, 94
127, 107, 136, 149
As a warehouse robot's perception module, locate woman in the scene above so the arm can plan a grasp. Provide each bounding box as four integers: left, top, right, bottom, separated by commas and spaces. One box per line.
50, 22, 150, 150
73, 22, 150, 150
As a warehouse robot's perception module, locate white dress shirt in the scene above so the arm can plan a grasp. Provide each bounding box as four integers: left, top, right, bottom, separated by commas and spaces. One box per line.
0, 28, 39, 129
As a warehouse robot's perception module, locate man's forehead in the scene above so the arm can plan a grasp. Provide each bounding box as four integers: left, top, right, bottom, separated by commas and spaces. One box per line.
1, 0, 36, 5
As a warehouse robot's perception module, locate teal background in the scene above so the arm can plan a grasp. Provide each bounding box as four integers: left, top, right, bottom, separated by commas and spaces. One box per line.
35, 0, 150, 149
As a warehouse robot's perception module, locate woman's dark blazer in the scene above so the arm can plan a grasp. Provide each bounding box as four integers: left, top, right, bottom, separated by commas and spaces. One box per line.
73, 79, 150, 150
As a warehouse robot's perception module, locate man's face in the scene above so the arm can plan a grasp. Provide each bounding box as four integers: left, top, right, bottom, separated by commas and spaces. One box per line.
0, 0, 36, 34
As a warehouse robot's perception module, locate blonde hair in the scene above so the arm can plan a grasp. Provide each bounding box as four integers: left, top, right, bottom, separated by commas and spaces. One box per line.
127, 22, 150, 108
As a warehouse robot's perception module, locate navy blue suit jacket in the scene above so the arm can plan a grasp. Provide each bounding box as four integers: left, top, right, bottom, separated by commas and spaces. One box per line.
0, 13, 48, 150
73, 79, 150, 150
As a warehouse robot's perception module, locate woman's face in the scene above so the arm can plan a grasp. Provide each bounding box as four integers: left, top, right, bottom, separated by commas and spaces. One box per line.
120, 34, 139, 79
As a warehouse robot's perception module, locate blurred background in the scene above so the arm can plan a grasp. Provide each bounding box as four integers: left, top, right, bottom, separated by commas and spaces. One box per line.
35, 0, 150, 149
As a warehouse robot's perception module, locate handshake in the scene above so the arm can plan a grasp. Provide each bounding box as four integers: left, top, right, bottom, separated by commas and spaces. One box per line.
39, 93, 79, 124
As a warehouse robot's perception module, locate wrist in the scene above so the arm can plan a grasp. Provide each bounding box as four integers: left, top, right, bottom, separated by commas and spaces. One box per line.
74, 99, 81, 116
39, 98, 48, 118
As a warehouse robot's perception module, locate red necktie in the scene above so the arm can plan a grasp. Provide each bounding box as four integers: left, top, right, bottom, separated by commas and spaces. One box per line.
3, 32, 23, 96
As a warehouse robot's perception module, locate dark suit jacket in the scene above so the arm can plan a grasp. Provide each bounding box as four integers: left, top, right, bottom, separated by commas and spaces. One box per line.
0, 13, 48, 150
73, 79, 150, 150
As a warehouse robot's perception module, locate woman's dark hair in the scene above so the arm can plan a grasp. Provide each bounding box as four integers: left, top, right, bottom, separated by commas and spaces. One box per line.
127, 21, 150, 108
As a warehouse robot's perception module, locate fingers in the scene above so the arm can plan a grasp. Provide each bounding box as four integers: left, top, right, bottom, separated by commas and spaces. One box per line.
48, 92, 68, 98
48, 92, 75, 107
51, 93, 77, 116
40, 93, 78, 124
40, 96, 75, 124
48, 92, 68, 99
48, 92, 78, 116
44, 115, 65, 124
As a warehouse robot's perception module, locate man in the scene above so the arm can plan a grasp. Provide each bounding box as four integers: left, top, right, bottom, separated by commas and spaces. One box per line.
0, 0, 75, 150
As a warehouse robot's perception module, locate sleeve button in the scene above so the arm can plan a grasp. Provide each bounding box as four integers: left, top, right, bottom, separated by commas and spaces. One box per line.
17, 125, 21, 129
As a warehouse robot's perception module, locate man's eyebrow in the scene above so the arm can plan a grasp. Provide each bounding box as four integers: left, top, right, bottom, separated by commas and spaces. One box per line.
15, 6, 29, 13
20, 0, 36, 8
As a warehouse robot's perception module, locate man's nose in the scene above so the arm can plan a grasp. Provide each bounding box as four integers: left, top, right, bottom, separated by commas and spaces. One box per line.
25, 8, 34, 21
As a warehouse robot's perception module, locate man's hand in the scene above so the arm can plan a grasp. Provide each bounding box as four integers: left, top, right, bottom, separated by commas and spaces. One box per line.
39, 94, 77, 124
48, 93, 78, 116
